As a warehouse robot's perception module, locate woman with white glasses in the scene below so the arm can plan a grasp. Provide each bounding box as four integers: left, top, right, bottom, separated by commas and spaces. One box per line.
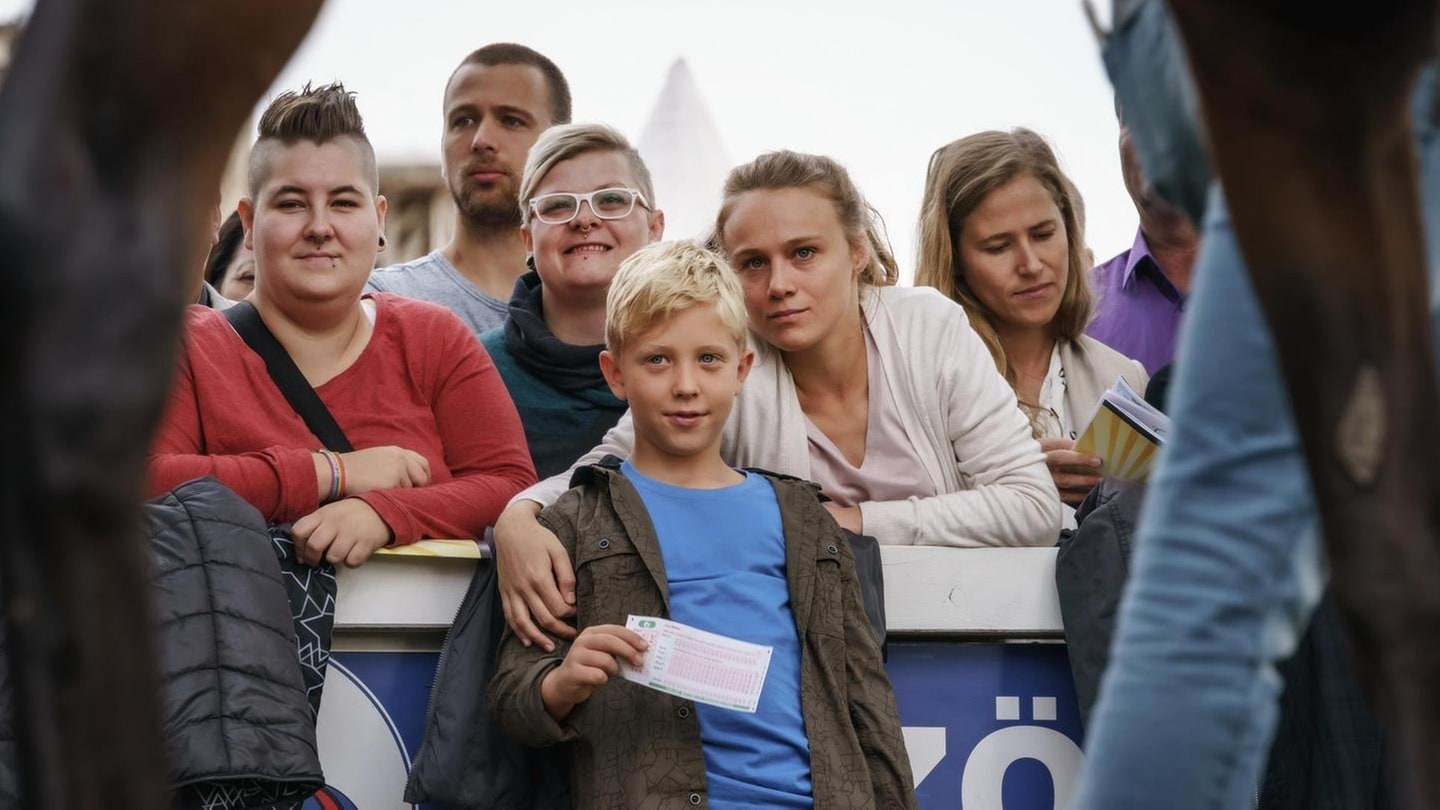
480, 123, 666, 478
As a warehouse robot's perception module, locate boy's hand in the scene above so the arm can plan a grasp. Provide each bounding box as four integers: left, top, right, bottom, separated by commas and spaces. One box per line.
293, 498, 393, 567
1038, 437, 1103, 506
540, 625, 649, 722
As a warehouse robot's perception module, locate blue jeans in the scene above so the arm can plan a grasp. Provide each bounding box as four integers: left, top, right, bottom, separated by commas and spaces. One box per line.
1075, 5, 1440, 805
1073, 191, 1326, 808
1100, 0, 1211, 225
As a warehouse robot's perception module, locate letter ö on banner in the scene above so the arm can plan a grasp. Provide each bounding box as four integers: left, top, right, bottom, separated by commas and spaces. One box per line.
901, 727, 948, 788
959, 696, 1083, 809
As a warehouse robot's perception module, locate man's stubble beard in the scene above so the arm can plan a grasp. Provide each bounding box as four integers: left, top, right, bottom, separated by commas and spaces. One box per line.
453, 178, 523, 231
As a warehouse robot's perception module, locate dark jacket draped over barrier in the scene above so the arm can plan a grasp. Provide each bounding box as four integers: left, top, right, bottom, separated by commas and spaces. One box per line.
149, 478, 325, 807
0, 477, 327, 807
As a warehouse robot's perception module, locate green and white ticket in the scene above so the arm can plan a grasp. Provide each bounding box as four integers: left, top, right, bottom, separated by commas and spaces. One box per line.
620, 615, 774, 713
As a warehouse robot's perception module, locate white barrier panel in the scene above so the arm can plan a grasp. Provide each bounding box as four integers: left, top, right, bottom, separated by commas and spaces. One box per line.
321, 544, 1080, 808
335, 544, 1065, 636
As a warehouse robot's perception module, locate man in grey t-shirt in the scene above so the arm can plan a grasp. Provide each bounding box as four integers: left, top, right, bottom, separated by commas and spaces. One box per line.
368, 43, 571, 336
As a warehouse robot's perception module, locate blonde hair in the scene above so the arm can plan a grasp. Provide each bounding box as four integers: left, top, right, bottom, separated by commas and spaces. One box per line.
914, 128, 1093, 390
605, 240, 748, 353
518, 123, 655, 223
715, 151, 899, 287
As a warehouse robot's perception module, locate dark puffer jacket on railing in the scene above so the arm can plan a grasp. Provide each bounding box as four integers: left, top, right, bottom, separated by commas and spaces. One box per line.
148, 477, 323, 807
0, 478, 323, 808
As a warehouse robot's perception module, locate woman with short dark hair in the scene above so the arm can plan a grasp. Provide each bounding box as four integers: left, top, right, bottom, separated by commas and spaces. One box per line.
149, 82, 536, 567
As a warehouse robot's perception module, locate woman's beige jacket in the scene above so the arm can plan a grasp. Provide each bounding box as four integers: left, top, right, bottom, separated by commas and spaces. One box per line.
513, 285, 1061, 547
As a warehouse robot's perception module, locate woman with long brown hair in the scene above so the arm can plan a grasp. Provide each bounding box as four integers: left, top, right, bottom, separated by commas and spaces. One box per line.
916, 128, 1146, 510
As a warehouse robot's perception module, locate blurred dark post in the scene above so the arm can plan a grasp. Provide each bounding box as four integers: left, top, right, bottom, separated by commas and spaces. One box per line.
1166, 0, 1440, 805
0, 0, 322, 805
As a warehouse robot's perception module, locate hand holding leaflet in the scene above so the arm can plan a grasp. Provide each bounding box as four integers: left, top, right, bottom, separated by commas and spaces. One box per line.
620, 616, 773, 713
1074, 376, 1171, 482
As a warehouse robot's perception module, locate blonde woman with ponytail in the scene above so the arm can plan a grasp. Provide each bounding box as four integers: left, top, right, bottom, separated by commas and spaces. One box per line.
916, 129, 1147, 511
493, 151, 1058, 650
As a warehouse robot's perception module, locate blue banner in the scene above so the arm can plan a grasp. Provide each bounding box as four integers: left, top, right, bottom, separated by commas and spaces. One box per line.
312, 642, 1083, 808
889, 642, 1084, 808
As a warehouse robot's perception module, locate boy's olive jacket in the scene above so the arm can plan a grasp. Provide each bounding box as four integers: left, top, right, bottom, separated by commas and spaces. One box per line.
491, 459, 917, 810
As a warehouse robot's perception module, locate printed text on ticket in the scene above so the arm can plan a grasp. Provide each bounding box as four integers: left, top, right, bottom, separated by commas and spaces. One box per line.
620, 616, 773, 713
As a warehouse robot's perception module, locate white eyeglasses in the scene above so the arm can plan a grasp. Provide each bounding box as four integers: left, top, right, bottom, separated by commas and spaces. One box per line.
528, 187, 650, 225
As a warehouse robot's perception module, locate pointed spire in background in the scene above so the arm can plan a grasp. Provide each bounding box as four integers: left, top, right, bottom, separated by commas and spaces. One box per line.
637, 58, 731, 241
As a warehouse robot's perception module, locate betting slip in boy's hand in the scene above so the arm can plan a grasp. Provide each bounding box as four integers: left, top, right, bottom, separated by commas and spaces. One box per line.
620, 616, 774, 713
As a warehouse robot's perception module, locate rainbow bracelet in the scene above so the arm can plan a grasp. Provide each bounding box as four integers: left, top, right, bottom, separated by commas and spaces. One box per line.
320, 450, 341, 502
333, 451, 347, 499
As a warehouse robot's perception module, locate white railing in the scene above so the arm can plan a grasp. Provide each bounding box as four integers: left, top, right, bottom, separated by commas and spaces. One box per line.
335, 544, 1065, 637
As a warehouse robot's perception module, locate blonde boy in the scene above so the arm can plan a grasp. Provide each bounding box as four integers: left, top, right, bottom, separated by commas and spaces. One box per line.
490, 241, 914, 809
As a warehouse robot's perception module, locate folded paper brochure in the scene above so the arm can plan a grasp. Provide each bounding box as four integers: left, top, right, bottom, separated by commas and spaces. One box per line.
1073, 376, 1170, 482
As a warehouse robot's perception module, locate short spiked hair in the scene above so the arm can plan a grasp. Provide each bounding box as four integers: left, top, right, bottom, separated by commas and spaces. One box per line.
247, 82, 378, 197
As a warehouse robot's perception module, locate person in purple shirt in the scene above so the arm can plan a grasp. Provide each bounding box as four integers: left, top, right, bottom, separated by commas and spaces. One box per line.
1086, 123, 1201, 375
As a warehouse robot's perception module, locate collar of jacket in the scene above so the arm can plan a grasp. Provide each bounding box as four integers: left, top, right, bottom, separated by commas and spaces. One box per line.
1058, 335, 1149, 432
569, 456, 823, 495
566, 457, 832, 628
502, 271, 611, 393
567, 456, 670, 604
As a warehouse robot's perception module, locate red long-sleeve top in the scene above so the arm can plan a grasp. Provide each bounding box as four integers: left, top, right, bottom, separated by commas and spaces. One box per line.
148, 294, 537, 544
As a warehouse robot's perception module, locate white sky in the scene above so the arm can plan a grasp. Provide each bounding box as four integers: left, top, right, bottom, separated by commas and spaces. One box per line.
1, 0, 1135, 281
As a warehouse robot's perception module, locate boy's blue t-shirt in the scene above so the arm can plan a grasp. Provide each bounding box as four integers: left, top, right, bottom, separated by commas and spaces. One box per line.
620, 460, 814, 809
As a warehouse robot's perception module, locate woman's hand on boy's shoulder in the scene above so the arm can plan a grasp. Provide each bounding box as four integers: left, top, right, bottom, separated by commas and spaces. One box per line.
540, 625, 649, 722
496, 500, 579, 651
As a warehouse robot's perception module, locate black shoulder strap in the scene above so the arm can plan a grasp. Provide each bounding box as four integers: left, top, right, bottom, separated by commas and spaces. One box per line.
224, 301, 354, 452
